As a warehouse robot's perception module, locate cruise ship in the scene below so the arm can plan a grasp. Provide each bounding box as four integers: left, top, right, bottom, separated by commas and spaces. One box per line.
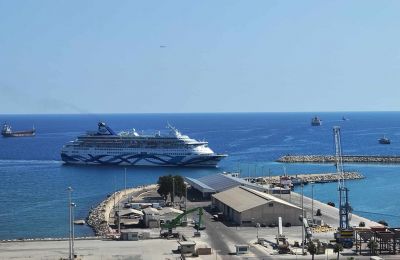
61, 122, 227, 167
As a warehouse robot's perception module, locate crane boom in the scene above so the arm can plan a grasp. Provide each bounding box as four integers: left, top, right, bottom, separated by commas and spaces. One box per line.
333, 126, 353, 248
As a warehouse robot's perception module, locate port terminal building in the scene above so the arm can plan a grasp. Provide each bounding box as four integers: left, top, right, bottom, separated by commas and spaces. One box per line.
185, 173, 290, 199
211, 186, 302, 226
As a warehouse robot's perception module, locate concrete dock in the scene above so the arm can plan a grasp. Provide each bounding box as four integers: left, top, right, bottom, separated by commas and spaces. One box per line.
1, 182, 390, 259
277, 154, 400, 163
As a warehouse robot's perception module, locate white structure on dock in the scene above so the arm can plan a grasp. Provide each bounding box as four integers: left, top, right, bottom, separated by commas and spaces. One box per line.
212, 186, 302, 226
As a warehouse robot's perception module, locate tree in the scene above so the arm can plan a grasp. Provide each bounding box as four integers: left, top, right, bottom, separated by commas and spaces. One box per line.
333, 243, 343, 260
308, 241, 317, 260
173, 175, 186, 200
157, 175, 173, 201
157, 175, 186, 203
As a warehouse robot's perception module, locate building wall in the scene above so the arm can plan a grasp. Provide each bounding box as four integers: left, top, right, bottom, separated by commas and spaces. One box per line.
240, 202, 302, 226
212, 197, 302, 226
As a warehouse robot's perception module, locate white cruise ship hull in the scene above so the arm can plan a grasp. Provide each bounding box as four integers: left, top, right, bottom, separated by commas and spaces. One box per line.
61, 152, 226, 167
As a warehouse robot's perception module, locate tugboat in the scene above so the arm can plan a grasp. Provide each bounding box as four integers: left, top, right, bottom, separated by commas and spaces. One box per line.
1, 122, 35, 137
378, 135, 391, 144
311, 116, 322, 126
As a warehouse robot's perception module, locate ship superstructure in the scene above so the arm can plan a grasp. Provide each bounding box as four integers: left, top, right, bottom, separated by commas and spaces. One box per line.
61, 122, 227, 167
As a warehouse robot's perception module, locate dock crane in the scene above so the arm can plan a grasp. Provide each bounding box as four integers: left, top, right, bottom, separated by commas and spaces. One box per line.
333, 126, 354, 248
160, 207, 204, 236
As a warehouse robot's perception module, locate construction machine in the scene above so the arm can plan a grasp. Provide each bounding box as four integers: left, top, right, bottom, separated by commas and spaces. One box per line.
160, 207, 204, 237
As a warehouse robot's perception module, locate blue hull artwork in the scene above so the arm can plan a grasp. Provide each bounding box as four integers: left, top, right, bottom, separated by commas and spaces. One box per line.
61, 153, 225, 167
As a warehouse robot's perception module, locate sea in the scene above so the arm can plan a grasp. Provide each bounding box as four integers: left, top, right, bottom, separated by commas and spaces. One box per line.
0, 112, 399, 240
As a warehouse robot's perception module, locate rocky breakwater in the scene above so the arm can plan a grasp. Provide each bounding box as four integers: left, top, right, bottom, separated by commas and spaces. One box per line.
87, 184, 157, 237
277, 155, 400, 164
261, 171, 364, 185
294, 171, 364, 184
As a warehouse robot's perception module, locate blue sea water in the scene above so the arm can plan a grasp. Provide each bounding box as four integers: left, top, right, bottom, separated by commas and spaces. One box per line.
0, 112, 400, 239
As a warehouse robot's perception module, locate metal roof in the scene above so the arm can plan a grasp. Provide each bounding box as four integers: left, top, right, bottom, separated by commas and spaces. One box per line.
185, 177, 215, 193
185, 173, 267, 194
212, 186, 301, 213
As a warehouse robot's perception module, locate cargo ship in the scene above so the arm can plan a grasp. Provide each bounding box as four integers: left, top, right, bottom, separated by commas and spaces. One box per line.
1, 123, 36, 137
311, 116, 322, 126
378, 135, 391, 144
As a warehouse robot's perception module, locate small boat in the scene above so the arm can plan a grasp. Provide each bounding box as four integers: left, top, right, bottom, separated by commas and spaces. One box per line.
379, 136, 391, 144
1, 122, 35, 137
311, 116, 322, 126
342, 116, 349, 121
73, 219, 85, 225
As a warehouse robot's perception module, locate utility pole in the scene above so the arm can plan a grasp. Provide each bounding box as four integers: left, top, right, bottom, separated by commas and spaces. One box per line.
172, 177, 175, 205
311, 184, 314, 225
268, 169, 272, 194
67, 187, 73, 260
124, 168, 127, 197
71, 202, 76, 259
301, 181, 304, 255
184, 183, 188, 222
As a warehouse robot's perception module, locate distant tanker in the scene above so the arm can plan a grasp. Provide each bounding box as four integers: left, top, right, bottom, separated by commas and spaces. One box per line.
1, 122, 35, 137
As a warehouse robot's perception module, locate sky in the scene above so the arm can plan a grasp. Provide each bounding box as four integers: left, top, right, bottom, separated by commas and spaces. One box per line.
1, 0, 400, 114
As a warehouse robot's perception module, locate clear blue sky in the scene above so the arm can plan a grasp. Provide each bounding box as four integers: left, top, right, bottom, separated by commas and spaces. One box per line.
1, 1, 400, 114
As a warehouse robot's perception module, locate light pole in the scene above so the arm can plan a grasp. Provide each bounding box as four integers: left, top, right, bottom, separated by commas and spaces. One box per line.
183, 182, 188, 222
301, 182, 304, 255
268, 169, 272, 194
124, 168, 127, 197
67, 187, 73, 260
311, 184, 314, 225
71, 202, 76, 259
172, 176, 175, 206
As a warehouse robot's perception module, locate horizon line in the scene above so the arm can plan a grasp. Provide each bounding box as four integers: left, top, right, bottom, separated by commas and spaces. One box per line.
1, 110, 400, 116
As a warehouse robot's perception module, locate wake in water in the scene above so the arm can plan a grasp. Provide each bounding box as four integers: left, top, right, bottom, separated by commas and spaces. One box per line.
0, 159, 62, 165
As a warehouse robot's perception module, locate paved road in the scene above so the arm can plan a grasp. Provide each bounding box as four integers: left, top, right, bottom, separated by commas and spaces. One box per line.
202, 208, 274, 260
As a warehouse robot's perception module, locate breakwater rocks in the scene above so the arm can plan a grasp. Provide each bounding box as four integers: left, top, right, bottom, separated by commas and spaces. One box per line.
255, 171, 364, 185
86, 184, 157, 237
277, 155, 400, 164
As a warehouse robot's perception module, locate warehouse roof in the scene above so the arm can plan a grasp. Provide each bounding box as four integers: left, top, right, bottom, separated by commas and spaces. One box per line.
185, 173, 265, 194
212, 186, 301, 213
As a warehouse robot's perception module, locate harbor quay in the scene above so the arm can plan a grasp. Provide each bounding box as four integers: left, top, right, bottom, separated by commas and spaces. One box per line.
277, 154, 400, 164
0, 177, 396, 260
2, 173, 395, 260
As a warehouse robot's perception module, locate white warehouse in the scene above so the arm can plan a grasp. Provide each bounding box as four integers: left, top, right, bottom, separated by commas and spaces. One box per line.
211, 186, 303, 226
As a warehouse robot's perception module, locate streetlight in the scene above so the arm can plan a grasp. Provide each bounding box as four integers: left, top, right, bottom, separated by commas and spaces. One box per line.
311, 183, 314, 225
71, 202, 76, 259
67, 187, 73, 260
172, 176, 175, 206
124, 168, 127, 197
301, 181, 305, 255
